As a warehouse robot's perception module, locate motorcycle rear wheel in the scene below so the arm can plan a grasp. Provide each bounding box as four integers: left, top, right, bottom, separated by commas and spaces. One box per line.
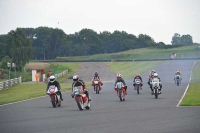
85, 103, 91, 110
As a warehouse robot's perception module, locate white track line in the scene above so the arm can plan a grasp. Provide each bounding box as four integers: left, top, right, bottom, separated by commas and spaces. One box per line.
176, 61, 196, 107
0, 91, 71, 107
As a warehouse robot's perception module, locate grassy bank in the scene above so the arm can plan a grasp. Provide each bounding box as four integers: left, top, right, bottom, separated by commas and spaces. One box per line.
104, 61, 162, 79
58, 45, 200, 60
180, 61, 200, 106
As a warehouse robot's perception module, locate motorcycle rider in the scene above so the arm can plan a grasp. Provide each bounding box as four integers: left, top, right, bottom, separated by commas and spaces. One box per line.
133, 73, 143, 89
148, 69, 156, 86
92, 71, 103, 91
114, 73, 127, 94
174, 70, 182, 81
151, 73, 162, 95
46, 75, 63, 101
71, 75, 91, 101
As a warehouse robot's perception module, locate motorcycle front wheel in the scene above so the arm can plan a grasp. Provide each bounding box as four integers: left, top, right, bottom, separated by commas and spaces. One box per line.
177, 80, 179, 86
119, 90, 123, 101
51, 95, 56, 108
137, 85, 140, 94
77, 97, 84, 110
154, 88, 158, 99
95, 86, 99, 94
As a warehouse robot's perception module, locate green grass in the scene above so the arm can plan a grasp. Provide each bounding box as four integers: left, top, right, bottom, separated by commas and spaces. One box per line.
57, 45, 200, 60
104, 61, 162, 79
180, 61, 200, 106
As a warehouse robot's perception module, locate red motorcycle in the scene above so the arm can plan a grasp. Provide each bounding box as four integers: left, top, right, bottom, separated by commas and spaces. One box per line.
46, 85, 61, 108
115, 82, 126, 101
92, 79, 102, 94
72, 86, 90, 110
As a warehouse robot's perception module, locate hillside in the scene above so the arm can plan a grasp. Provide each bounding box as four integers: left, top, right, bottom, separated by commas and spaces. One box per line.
56, 45, 200, 61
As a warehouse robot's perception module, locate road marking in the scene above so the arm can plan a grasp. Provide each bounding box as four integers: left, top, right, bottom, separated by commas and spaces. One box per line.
0, 91, 71, 107
176, 61, 196, 107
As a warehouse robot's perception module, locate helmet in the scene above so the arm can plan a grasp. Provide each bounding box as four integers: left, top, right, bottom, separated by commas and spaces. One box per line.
94, 71, 98, 77
152, 69, 156, 72
117, 73, 122, 78
49, 75, 56, 83
153, 73, 158, 77
136, 73, 140, 77
73, 75, 79, 81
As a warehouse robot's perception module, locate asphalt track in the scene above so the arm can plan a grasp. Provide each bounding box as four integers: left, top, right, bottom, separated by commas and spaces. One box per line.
0, 60, 200, 133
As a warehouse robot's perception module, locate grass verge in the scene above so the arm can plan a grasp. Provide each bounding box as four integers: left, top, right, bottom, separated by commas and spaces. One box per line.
180, 61, 200, 106
104, 61, 162, 80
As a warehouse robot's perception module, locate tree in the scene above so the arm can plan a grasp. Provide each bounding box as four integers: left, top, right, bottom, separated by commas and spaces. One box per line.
8, 28, 33, 71
1, 56, 11, 69
171, 33, 181, 45
180, 34, 193, 45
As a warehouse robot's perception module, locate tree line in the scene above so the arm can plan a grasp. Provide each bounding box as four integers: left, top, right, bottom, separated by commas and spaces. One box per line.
0, 27, 195, 71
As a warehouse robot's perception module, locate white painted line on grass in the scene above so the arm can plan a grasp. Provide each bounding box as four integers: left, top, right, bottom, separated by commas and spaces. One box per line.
176, 61, 196, 107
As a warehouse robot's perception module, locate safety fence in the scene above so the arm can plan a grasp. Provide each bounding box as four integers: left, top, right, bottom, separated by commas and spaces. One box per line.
0, 77, 22, 90
45, 69, 68, 83
55, 70, 68, 78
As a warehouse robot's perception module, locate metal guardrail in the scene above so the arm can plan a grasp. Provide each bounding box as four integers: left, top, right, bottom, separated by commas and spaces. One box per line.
45, 70, 68, 83
55, 70, 68, 78
0, 77, 22, 90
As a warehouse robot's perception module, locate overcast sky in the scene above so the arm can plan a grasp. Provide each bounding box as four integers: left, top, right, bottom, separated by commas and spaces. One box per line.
0, 0, 200, 44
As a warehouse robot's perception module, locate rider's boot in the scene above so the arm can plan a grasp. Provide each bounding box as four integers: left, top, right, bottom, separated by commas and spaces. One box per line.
151, 88, 153, 95
59, 92, 63, 101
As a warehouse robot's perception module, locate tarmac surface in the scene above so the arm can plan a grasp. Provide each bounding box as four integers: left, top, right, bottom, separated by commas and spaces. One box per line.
0, 60, 200, 133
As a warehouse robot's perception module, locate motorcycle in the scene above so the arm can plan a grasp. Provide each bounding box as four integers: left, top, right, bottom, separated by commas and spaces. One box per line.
46, 85, 61, 108
151, 78, 161, 99
92, 79, 101, 94
175, 75, 181, 86
73, 86, 90, 110
115, 82, 126, 101
133, 78, 142, 94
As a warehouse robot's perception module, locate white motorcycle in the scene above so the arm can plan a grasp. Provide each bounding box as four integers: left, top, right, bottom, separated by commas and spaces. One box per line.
151, 78, 161, 99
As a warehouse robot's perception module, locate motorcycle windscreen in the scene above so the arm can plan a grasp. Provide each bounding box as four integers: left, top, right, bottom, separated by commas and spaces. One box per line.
116, 82, 123, 89
73, 86, 83, 95
135, 79, 141, 84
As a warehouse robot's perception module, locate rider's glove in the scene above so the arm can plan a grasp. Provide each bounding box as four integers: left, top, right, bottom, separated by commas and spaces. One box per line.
71, 93, 74, 98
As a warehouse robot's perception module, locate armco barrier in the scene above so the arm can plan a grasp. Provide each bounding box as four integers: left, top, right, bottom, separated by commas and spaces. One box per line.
0, 77, 22, 90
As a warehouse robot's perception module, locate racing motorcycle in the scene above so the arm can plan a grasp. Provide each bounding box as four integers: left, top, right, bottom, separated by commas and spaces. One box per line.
175, 75, 181, 86
115, 82, 126, 101
133, 78, 142, 94
151, 78, 161, 99
92, 79, 101, 94
46, 85, 61, 108
73, 86, 90, 110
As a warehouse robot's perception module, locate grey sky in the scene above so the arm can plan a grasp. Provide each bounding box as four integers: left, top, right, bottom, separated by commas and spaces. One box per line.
0, 0, 200, 44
